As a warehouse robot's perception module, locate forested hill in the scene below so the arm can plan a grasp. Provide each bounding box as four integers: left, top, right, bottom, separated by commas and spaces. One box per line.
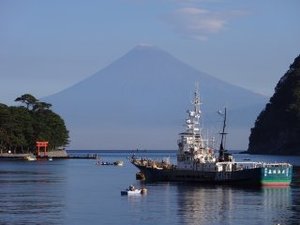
248, 55, 300, 155
0, 94, 69, 154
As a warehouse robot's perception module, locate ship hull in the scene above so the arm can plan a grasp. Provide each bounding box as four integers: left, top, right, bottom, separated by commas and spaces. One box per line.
130, 87, 293, 187
133, 164, 292, 187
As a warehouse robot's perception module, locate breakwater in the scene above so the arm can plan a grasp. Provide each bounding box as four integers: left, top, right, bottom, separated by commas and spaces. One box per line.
0, 150, 97, 160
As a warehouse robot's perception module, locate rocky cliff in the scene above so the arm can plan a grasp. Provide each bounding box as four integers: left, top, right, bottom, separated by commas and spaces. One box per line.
248, 55, 300, 155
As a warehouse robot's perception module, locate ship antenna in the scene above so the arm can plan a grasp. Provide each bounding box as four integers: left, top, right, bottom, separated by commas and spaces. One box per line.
218, 107, 227, 162
193, 82, 201, 114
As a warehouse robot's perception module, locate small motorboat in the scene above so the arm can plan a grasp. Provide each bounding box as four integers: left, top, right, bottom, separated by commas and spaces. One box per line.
121, 185, 147, 196
101, 161, 114, 165
24, 155, 37, 161
113, 160, 124, 166
96, 160, 124, 166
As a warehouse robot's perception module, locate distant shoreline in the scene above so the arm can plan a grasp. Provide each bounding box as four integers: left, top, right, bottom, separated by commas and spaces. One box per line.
66, 149, 177, 154
0, 150, 68, 159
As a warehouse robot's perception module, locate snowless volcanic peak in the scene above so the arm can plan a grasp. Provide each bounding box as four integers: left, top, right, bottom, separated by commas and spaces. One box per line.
44, 46, 267, 150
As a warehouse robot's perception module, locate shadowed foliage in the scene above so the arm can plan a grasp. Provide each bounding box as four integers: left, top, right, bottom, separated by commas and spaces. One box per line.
248, 55, 300, 155
0, 94, 69, 154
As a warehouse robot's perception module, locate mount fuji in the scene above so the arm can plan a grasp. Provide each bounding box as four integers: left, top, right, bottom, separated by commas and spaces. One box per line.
44, 45, 267, 150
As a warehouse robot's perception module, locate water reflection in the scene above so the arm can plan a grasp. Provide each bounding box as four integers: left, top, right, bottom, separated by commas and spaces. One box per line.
176, 184, 300, 225
0, 162, 66, 224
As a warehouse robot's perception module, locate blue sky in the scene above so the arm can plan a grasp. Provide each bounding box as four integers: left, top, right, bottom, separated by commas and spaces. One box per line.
1, 0, 299, 105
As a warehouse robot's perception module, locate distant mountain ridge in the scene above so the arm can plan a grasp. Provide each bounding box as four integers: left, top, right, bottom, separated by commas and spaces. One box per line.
44, 45, 267, 150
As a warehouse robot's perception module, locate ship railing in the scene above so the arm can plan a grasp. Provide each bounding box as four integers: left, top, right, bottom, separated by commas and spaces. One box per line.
217, 161, 264, 170
262, 162, 292, 167
217, 161, 263, 165
216, 161, 292, 170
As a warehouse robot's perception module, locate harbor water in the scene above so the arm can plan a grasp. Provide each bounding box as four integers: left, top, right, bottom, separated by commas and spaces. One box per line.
0, 151, 300, 225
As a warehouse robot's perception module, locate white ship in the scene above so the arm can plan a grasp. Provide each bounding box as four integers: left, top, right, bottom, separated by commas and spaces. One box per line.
131, 85, 292, 186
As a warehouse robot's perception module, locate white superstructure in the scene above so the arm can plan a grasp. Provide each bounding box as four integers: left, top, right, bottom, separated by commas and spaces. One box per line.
177, 85, 217, 170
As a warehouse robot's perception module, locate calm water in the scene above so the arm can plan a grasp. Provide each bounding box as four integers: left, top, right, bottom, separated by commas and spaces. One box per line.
0, 151, 300, 225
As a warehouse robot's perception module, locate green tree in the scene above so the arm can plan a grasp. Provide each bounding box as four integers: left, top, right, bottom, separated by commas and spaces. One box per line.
33, 101, 52, 112
248, 55, 300, 155
0, 94, 69, 153
0, 104, 10, 152
15, 94, 37, 110
33, 110, 69, 149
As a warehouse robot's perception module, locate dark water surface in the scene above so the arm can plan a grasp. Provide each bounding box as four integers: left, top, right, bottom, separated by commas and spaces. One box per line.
0, 151, 300, 225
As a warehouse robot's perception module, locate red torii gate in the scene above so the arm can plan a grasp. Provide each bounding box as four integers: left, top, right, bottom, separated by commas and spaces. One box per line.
36, 141, 48, 157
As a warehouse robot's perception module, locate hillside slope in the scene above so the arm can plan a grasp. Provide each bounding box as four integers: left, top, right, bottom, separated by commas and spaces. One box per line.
45, 45, 267, 150
248, 55, 300, 155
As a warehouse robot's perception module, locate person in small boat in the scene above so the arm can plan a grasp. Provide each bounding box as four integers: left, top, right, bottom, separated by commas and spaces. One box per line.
129, 185, 135, 191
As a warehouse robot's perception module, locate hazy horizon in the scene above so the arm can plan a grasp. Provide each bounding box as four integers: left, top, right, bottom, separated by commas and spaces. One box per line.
1, 0, 300, 105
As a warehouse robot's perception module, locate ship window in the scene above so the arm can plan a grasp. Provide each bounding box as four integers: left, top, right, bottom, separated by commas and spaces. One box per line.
273, 170, 276, 174
268, 170, 272, 174
277, 170, 281, 174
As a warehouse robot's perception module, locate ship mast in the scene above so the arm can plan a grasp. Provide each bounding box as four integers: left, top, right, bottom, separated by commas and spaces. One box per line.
184, 84, 202, 135
193, 84, 201, 118
177, 84, 217, 167
192, 83, 201, 135
218, 108, 227, 162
